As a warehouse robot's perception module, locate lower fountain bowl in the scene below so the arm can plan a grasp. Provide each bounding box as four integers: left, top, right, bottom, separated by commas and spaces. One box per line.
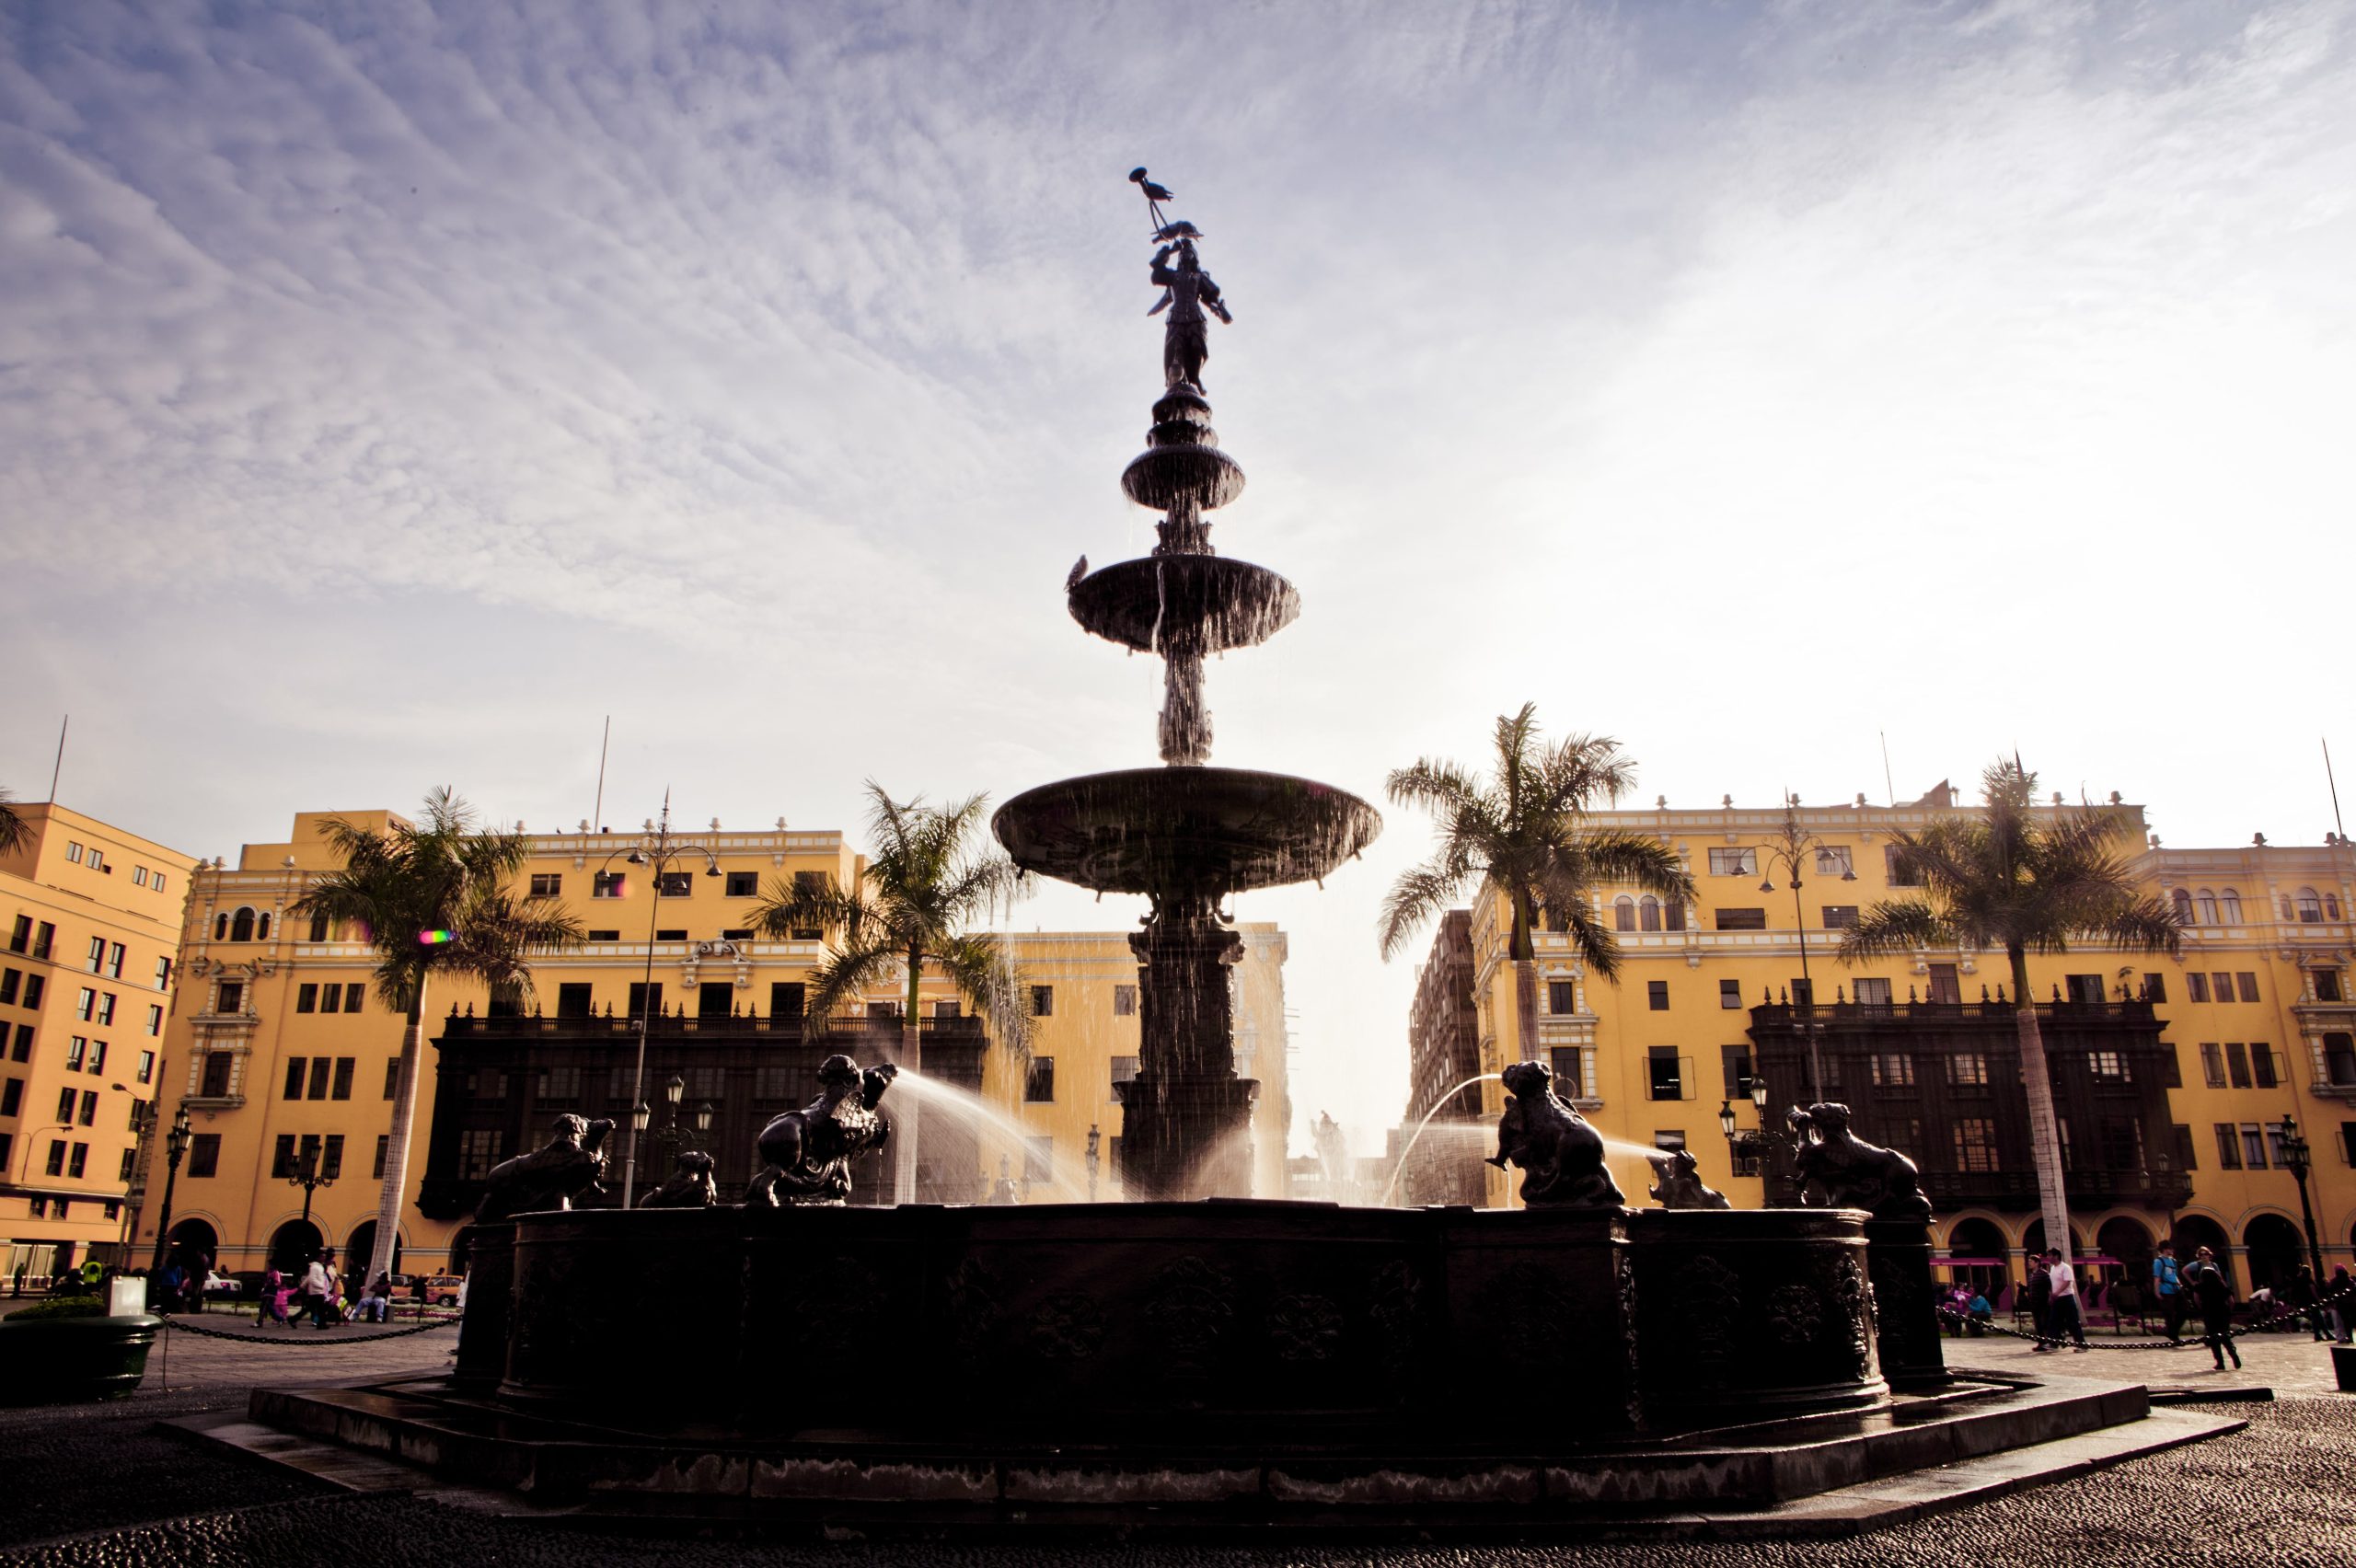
992, 767, 1381, 898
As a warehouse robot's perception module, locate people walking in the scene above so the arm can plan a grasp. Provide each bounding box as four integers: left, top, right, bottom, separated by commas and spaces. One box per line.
301, 1251, 335, 1329
2046, 1251, 2089, 1352
2327, 1265, 2354, 1345
2025, 1256, 2055, 1351
2184, 1246, 2241, 1370
2152, 1241, 2185, 1344
255, 1265, 290, 1328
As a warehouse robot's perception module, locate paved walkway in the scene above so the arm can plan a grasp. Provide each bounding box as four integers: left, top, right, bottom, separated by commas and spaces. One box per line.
1946, 1318, 2350, 1397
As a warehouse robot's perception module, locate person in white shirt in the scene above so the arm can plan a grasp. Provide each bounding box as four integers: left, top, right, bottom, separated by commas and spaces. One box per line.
302, 1253, 334, 1329
2047, 1250, 2088, 1352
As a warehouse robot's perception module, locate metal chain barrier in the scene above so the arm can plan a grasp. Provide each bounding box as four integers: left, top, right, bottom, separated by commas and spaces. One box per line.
1932, 1284, 2353, 1353
163, 1312, 459, 1344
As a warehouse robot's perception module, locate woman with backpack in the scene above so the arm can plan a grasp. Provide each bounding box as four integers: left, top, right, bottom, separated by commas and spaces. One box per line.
2183, 1246, 2241, 1370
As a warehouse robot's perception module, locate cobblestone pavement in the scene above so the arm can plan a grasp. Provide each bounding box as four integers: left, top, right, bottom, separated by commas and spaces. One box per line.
3, 1336, 2349, 1566
1948, 1320, 2351, 1396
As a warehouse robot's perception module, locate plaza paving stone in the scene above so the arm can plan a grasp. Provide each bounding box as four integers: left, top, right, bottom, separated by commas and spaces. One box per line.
1, 1320, 2348, 1565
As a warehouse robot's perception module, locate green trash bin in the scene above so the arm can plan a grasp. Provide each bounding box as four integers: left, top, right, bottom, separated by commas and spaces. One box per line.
0, 1310, 164, 1403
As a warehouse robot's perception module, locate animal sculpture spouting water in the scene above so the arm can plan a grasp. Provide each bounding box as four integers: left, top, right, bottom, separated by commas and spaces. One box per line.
745, 1055, 898, 1207
1486, 1060, 1623, 1208
1646, 1146, 1730, 1210
1785, 1101, 1932, 1220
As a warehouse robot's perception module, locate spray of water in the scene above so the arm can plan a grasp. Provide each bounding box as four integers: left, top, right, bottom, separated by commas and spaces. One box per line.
1378, 1074, 1503, 1206
892, 1069, 1098, 1205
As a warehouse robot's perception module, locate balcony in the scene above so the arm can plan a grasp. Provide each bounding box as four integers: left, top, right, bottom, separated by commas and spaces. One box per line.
437, 1012, 989, 1043
1914, 1169, 2193, 1210
1751, 999, 2158, 1029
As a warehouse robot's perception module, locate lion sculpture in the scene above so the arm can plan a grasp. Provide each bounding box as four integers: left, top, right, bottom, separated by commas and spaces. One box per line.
475, 1113, 616, 1224
1786, 1101, 1932, 1220
1486, 1060, 1623, 1208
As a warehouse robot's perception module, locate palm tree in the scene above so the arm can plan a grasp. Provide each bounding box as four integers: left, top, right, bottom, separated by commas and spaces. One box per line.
1380, 704, 1695, 1067
1838, 758, 2178, 1262
0, 788, 27, 857
749, 783, 1030, 1204
291, 790, 582, 1287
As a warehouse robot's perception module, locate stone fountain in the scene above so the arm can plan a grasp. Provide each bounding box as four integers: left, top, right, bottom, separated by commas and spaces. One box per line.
227, 174, 2221, 1532
992, 200, 1380, 1200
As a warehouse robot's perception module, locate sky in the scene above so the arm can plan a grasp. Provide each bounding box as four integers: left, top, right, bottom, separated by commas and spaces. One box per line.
4, 1, 2353, 1156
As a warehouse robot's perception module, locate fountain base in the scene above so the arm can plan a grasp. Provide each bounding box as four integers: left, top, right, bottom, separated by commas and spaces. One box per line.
1113, 1072, 1257, 1199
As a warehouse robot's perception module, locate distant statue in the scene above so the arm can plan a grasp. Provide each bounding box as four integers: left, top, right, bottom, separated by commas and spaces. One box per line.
1149, 236, 1230, 389
1487, 1061, 1623, 1208
987, 1153, 1020, 1205
1646, 1147, 1730, 1210
745, 1055, 897, 1207
1785, 1102, 1932, 1220
476, 1113, 616, 1223
639, 1148, 718, 1209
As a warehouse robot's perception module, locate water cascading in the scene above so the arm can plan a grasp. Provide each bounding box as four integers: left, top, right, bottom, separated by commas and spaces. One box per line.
992, 184, 1380, 1200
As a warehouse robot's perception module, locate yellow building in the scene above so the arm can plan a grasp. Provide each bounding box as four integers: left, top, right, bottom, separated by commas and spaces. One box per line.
133, 809, 1289, 1275
1, 802, 197, 1286
1447, 790, 2356, 1298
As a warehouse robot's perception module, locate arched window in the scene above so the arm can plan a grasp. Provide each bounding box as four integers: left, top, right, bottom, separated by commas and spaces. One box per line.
2329, 893, 2345, 921
2281, 894, 2298, 922
213, 913, 227, 941
255, 912, 271, 940
1663, 899, 1686, 932
1613, 896, 1635, 932
2218, 889, 2242, 923
2297, 887, 2324, 922
1639, 896, 1661, 932
229, 907, 255, 942
2170, 889, 2194, 924
307, 913, 329, 942
2196, 889, 2219, 925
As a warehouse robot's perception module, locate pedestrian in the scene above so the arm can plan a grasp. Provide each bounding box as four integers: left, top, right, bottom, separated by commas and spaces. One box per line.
2286, 1266, 2326, 1341
301, 1251, 332, 1329
2047, 1251, 2089, 1353
255, 1265, 290, 1328
2152, 1241, 2185, 1344
2024, 1259, 2054, 1351
2325, 1265, 2354, 1344
10, 1262, 25, 1297
2184, 1246, 2241, 1370
1968, 1290, 1993, 1335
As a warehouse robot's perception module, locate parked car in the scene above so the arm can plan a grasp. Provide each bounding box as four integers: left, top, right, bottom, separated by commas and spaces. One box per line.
418, 1274, 463, 1308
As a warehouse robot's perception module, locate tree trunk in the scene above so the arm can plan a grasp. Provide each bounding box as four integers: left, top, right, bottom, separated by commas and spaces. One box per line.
891, 945, 922, 1205
1511, 888, 1540, 1065
367, 982, 426, 1290
2011, 947, 2073, 1266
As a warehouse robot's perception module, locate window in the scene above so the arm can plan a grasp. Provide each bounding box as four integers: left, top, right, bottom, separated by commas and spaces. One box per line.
2252, 1043, 2277, 1090
152, 874, 165, 894
465, 1069, 508, 1100
2326, 1035, 2356, 1086
154, 957, 171, 990
1952, 1118, 2000, 1173
2172, 1124, 2197, 1171
1543, 978, 1578, 1015
87, 936, 107, 973
2187, 973, 2209, 1003
137, 1049, 154, 1084
1813, 846, 1853, 878
2218, 889, 2242, 922
215, 981, 243, 1014
2224, 1043, 2251, 1089
2196, 889, 2220, 925
1884, 846, 1922, 887
654, 928, 687, 942
320, 1134, 344, 1180
2208, 972, 2235, 1003
1663, 899, 1687, 932
1947, 1052, 1989, 1088
0, 1132, 11, 1167
344, 984, 364, 1013
754, 1066, 791, 1101
2316, 969, 2346, 1003
200, 1051, 232, 1098
1550, 1045, 1597, 1100
1721, 1045, 1753, 1100
1715, 908, 1766, 931
1114, 984, 1138, 1018
0, 969, 14, 1006
373, 1135, 389, 1180
229, 908, 255, 942
65, 841, 83, 864
2142, 972, 2167, 1004
45, 1139, 64, 1176
306, 913, 329, 942
538, 1066, 582, 1101
769, 981, 804, 1020
2236, 973, 2259, 1003
2240, 1124, 2269, 1169
1870, 1052, 1916, 1089
593, 871, 625, 899
1789, 977, 1814, 1008
332, 1057, 354, 1100
723, 871, 758, 897
1707, 847, 1757, 877
75, 987, 95, 1021
1031, 986, 1055, 1018
64, 1035, 85, 1070
6, 916, 24, 952
296, 983, 318, 1013
655, 871, 694, 898
1718, 978, 1742, 1010
132, 865, 147, 887
12, 1024, 31, 1060
2100, 1119, 2144, 1170
1854, 977, 1892, 1008
1652, 1129, 1686, 1152
2296, 887, 2324, 922
0, 1078, 16, 1115
1646, 1046, 1684, 1101
306, 1057, 330, 1100
1821, 905, 1858, 930
384, 1059, 401, 1100
457, 1130, 502, 1180
188, 1134, 221, 1178
1633, 895, 1658, 932
2173, 889, 2197, 923
1646, 980, 1669, 1012
92, 993, 114, 1026
106, 943, 124, 979
628, 982, 664, 1019
2064, 974, 2104, 1004
87, 1039, 104, 1074
586, 929, 620, 942
1022, 1056, 1056, 1102
31, 922, 52, 960
529, 873, 563, 896
556, 983, 593, 1019
1926, 964, 1961, 1005
2088, 1050, 2129, 1082
1613, 896, 1635, 932
1110, 1055, 1140, 1091
2057, 1116, 2073, 1170
144, 1004, 161, 1037
56, 1085, 75, 1122
1023, 1136, 1055, 1184
789, 871, 829, 940
21, 976, 40, 1009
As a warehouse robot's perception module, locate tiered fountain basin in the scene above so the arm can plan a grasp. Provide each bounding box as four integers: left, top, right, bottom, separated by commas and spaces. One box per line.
993, 768, 1380, 897
1068, 556, 1299, 653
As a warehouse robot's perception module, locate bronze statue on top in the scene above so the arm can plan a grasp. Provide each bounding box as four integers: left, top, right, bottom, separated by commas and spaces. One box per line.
1134, 172, 1230, 390
1487, 1060, 1623, 1208
745, 1055, 898, 1207
1786, 1102, 1932, 1220
476, 1113, 616, 1223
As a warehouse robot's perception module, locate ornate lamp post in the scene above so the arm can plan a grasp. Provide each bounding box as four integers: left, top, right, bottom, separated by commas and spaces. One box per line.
646, 1073, 714, 1168
1718, 1076, 1775, 1191
144, 1104, 193, 1301
286, 1138, 336, 1238
2278, 1114, 2326, 1282
1755, 800, 1855, 1101
602, 791, 722, 1205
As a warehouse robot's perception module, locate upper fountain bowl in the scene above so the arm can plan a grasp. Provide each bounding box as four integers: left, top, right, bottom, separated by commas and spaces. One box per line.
1069, 556, 1300, 654
994, 767, 1381, 899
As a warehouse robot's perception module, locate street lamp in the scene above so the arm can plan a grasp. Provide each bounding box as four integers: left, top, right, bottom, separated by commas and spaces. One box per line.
2278, 1114, 2326, 1282
285, 1138, 336, 1238
1756, 800, 1855, 1101
144, 1104, 193, 1302
1718, 1075, 1775, 1186
646, 1074, 713, 1168
603, 790, 723, 1206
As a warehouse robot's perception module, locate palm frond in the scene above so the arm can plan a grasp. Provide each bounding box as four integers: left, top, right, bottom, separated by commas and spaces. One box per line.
802, 938, 903, 1031
1379, 859, 1471, 959
0, 788, 29, 857
1837, 899, 1950, 962
1552, 893, 1625, 983
934, 932, 1032, 1061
